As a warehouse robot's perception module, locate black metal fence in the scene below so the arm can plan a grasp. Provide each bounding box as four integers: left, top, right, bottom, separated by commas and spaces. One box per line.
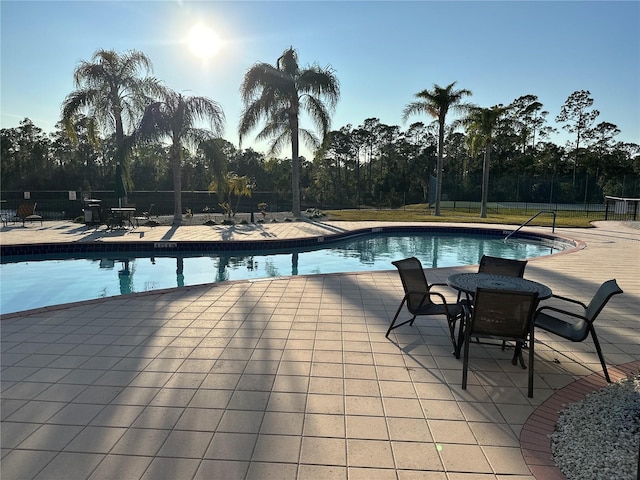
0, 190, 292, 221
1, 189, 639, 223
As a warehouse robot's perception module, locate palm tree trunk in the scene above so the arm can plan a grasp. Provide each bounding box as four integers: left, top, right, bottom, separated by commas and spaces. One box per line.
115, 116, 129, 205
480, 144, 491, 218
171, 142, 182, 225
291, 120, 301, 217
435, 119, 445, 216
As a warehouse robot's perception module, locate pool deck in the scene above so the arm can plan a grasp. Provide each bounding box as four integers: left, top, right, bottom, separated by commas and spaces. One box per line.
1, 219, 639, 480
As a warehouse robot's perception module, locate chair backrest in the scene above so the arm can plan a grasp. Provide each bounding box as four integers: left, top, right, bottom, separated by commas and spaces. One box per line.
585, 279, 623, 323
392, 257, 433, 313
470, 288, 539, 340
479, 255, 527, 278
16, 202, 36, 218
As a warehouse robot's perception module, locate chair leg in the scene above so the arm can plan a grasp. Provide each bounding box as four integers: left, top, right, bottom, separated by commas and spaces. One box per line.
446, 316, 458, 353
589, 328, 611, 383
511, 342, 527, 369
385, 298, 415, 338
455, 313, 467, 359
462, 335, 471, 389
527, 333, 535, 398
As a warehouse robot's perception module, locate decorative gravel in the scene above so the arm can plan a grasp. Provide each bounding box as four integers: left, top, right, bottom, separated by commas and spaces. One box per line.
550, 374, 640, 480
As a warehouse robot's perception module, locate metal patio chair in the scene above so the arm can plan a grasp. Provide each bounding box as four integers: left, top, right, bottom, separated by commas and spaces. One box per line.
534, 279, 623, 382
462, 287, 539, 398
386, 257, 464, 353
458, 255, 528, 303
13, 202, 42, 226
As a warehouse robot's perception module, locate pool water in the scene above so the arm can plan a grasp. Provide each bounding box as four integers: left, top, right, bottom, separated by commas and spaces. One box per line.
0, 233, 560, 314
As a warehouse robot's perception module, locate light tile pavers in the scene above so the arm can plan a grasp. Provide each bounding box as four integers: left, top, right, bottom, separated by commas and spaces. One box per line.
1, 220, 639, 479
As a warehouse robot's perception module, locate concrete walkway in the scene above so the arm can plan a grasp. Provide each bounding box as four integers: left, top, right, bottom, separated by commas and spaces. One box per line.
1, 220, 639, 479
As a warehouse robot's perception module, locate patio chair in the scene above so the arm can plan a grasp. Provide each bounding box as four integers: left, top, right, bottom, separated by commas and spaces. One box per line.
462, 288, 539, 398
458, 255, 528, 302
13, 202, 42, 226
534, 279, 623, 383
460, 255, 530, 350
386, 257, 464, 353
134, 203, 156, 227
479, 255, 528, 277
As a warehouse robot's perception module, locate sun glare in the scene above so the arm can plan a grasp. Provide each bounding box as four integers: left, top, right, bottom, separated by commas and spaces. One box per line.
187, 23, 221, 59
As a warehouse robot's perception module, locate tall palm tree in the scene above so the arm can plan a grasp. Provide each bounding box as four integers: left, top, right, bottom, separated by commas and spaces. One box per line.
239, 47, 340, 217
464, 105, 509, 218
402, 82, 471, 216
61, 49, 160, 191
137, 88, 225, 224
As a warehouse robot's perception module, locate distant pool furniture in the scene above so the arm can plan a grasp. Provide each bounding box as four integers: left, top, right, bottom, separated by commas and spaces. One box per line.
109, 207, 136, 229
0, 199, 6, 226
461, 288, 540, 398
13, 202, 42, 226
134, 203, 155, 227
386, 256, 465, 354
534, 279, 623, 383
83, 199, 103, 225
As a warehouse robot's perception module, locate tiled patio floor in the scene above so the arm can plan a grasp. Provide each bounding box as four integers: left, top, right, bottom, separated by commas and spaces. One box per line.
1, 220, 639, 479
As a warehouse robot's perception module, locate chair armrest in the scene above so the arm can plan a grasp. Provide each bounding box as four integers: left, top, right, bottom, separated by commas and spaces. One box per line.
429, 291, 447, 304
428, 282, 458, 295
535, 305, 591, 325
405, 289, 450, 308
548, 294, 588, 309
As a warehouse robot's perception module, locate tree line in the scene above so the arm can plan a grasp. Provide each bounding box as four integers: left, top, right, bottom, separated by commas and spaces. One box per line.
1, 49, 638, 222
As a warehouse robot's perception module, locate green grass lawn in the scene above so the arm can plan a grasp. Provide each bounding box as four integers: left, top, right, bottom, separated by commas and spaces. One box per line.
324, 204, 596, 228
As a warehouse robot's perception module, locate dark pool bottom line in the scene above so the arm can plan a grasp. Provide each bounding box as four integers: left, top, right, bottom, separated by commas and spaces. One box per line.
0, 225, 579, 260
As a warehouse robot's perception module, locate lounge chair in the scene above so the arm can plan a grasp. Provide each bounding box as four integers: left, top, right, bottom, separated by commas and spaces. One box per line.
462, 288, 539, 397
386, 257, 464, 353
534, 279, 623, 382
13, 202, 42, 226
134, 203, 156, 227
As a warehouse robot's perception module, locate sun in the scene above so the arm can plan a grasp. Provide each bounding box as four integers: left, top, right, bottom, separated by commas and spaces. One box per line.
187, 23, 221, 59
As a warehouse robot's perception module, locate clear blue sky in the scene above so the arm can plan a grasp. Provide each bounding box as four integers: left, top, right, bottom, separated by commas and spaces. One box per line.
1, 0, 639, 159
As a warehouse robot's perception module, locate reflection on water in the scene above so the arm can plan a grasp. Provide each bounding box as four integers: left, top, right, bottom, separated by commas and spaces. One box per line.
0, 233, 559, 314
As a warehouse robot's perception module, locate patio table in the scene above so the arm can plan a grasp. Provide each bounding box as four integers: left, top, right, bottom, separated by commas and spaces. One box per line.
110, 207, 136, 229
447, 272, 552, 300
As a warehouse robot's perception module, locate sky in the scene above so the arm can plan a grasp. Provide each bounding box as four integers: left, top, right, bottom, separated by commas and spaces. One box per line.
1, 0, 639, 160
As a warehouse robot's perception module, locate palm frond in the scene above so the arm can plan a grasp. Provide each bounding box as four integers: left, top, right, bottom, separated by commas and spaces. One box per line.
299, 127, 320, 150
266, 130, 290, 156
297, 66, 340, 109
301, 95, 331, 138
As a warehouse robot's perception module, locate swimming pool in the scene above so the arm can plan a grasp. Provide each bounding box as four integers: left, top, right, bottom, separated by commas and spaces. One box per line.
0, 228, 573, 314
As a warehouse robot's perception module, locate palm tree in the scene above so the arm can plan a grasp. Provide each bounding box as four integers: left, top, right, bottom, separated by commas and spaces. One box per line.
239, 47, 340, 217
464, 105, 509, 218
402, 82, 471, 216
200, 138, 229, 196
61, 49, 160, 191
226, 173, 254, 218
137, 88, 225, 224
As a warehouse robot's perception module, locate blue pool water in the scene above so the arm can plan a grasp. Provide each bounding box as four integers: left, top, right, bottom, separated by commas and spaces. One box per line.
0, 232, 564, 314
